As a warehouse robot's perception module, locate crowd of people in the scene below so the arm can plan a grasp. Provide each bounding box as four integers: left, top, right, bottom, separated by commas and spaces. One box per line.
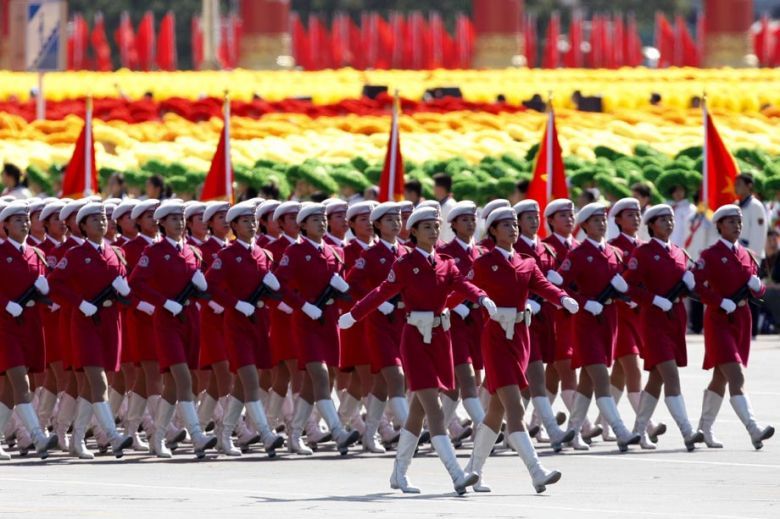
0, 163, 776, 495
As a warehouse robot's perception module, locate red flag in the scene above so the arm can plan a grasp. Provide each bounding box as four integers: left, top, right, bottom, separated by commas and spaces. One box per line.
192, 16, 203, 70
390, 12, 406, 69
702, 100, 737, 211
612, 14, 625, 68
753, 14, 773, 66
114, 11, 139, 69
308, 14, 331, 70
290, 12, 310, 70
201, 97, 233, 203
428, 12, 445, 69
655, 12, 675, 67
542, 12, 560, 68
91, 12, 112, 71
524, 14, 537, 68
156, 12, 177, 71
675, 15, 699, 66
347, 14, 362, 69
528, 109, 567, 237
61, 99, 98, 199
625, 14, 643, 67
453, 13, 473, 69
331, 12, 350, 68
67, 14, 89, 70
375, 13, 394, 69
588, 15, 604, 68
135, 11, 155, 71
218, 14, 239, 69
773, 26, 780, 67
563, 12, 583, 68
378, 93, 404, 202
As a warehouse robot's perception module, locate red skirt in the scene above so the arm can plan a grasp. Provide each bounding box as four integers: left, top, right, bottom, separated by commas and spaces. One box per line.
198, 304, 228, 368
481, 320, 530, 394
127, 308, 157, 363
703, 304, 751, 370
399, 324, 455, 392
58, 307, 75, 370
552, 308, 574, 361
571, 304, 618, 369
0, 309, 45, 374
269, 309, 296, 366
529, 303, 556, 364
119, 309, 132, 364
153, 305, 200, 371
449, 309, 481, 368
639, 302, 687, 370
365, 309, 403, 374
69, 306, 121, 372
292, 304, 340, 370
40, 306, 62, 365
224, 307, 272, 372
614, 303, 643, 359
338, 321, 370, 370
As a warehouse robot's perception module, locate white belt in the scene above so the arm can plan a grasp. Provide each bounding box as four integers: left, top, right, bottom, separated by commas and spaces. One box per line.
490, 307, 530, 340
406, 310, 451, 344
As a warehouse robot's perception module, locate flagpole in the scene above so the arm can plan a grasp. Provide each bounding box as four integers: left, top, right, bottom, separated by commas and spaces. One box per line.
84, 96, 93, 196
546, 91, 553, 202
223, 91, 232, 203
387, 89, 399, 201
701, 92, 708, 211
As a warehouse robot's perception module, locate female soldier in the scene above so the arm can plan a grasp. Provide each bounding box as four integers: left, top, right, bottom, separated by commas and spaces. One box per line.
255, 200, 281, 248
624, 204, 704, 451
339, 206, 497, 495
128, 199, 217, 459
112, 199, 140, 247
694, 204, 773, 450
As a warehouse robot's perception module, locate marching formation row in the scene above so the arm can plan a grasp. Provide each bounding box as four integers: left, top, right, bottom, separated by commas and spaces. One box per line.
0, 193, 773, 495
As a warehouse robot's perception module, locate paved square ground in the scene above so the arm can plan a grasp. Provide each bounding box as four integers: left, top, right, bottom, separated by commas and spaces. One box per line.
1, 335, 778, 518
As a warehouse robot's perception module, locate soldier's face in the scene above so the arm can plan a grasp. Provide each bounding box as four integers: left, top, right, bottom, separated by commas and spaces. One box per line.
650, 214, 674, 241
188, 213, 208, 237
350, 214, 373, 241
328, 211, 347, 235
83, 212, 107, 242
377, 212, 402, 240
518, 211, 539, 237
232, 215, 257, 242
717, 216, 742, 242
67, 214, 81, 235
412, 219, 440, 248
162, 213, 185, 240
30, 211, 45, 235
584, 214, 607, 240
279, 213, 299, 236
491, 218, 519, 247
139, 210, 158, 235
6, 213, 30, 242
452, 214, 477, 239
210, 211, 230, 237
118, 214, 136, 235
616, 209, 641, 234
549, 210, 574, 235
46, 214, 66, 239
303, 213, 326, 239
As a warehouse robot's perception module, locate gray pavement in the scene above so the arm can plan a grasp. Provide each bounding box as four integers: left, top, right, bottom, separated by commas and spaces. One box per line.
1, 335, 778, 518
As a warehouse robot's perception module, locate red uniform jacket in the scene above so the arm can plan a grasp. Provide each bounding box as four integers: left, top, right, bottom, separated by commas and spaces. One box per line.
542, 233, 579, 361
608, 233, 644, 359
693, 240, 766, 369
266, 234, 298, 365
197, 236, 228, 368
121, 234, 157, 363
338, 238, 372, 369
49, 235, 85, 367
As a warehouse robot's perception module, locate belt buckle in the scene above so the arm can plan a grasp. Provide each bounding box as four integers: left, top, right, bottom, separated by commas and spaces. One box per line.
25, 301, 35, 308
326, 298, 334, 306
256, 301, 265, 309
183, 300, 190, 306
737, 299, 747, 307
397, 302, 406, 309
102, 300, 113, 308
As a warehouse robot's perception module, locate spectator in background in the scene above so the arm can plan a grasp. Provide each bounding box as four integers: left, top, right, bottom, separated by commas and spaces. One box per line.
735, 173, 768, 259
363, 185, 379, 201
509, 179, 530, 205
433, 173, 456, 242
403, 179, 423, 206
759, 229, 779, 334
668, 184, 695, 248
106, 173, 127, 200
260, 182, 281, 200
145, 174, 171, 200
2, 163, 32, 199
631, 182, 653, 241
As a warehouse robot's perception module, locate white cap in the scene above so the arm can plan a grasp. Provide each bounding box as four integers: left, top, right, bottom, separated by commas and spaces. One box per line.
324, 199, 348, 216
273, 201, 301, 222
112, 199, 139, 221
104, 197, 123, 206
245, 197, 265, 207
370, 202, 401, 224
27, 199, 47, 214
513, 199, 539, 216
485, 207, 517, 229
226, 201, 257, 223
418, 200, 441, 211
203, 201, 230, 223
256, 199, 280, 220
131, 198, 160, 220
405, 206, 439, 230
712, 204, 742, 223
482, 199, 511, 219
41, 201, 66, 221
544, 198, 574, 218
398, 201, 414, 213
346, 201, 377, 220
60, 198, 91, 222
104, 203, 117, 216
0, 195, 17, 203
296, 202, 326, 225
184, 202, 207, 221
0, 200, 29, 223
76, 202, 105, 225
447, 201, 477, 223
641, 204, 673, 226
153, 199, 185, 220
575, 202, 608, 226
608, 197, 641, 219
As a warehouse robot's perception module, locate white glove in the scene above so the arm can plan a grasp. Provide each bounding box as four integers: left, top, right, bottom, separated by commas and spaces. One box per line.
452, 304, 470, 320
527, 299, 541, 315
234, 300, 255, 317
208, 300, 225, 314
262, 272, 280, 291
719, 298, 736, 314
652, 295, 673, 312
747, 275, 762, 292
136, 301, 155, 315
163, 299, 183, 316
610, 274, 628, 293
338, 312, 356, 329
546, 270, 563, 286
329, 273, 350, 293
302, 302, 323, 320
277, 301, 294, 314
378, 302, 394, 315
34, 275, 49, 295
584, 300, 603, 316
480, 296, 497, 317
627, 301, 638, 309
682, 271, 695, 291
78, 300, 98, 317
5, 301, 23, 318
48, 303, 60, 312
561, 296, 579, 314
191, 270, 208, 291
111, 276, 131, 297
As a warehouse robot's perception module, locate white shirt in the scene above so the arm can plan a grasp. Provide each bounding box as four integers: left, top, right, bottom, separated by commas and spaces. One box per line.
438, 196, 457, 243
282, 233, 298, 245
87, 239, 103, 251
7, 237, 25, 252
189, 235, 205, 246
586, 237, 606, 250
303, 236, 323, 251
166, 237, 184, 250
495, 245, 514, 261
71, 236, 85, 246
236, 238, 254, 251
670, 199, 695, 247
520, 234, 537, 248
210, 235, 227, 248
652, 237, 671, 251
454, 236, 474, 251
140, 233, 157, 244
27, 234, 43, 245
325, 232, 346, 247
719, 238, 738, 251
354, 238, 372, 250
46, 234, 63, 247
380, 239, 398, 253
621, 233, 637, 245
415, 247, 436, 263
738, 195, 768, 259
553, 233, 573, 248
